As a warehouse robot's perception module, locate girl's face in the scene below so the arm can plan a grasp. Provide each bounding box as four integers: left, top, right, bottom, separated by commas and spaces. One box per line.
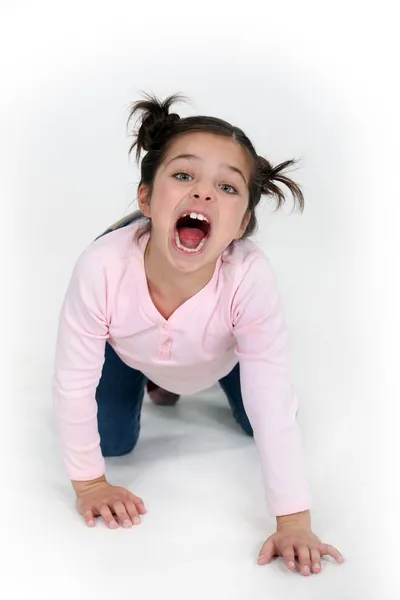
138, 131, 252, 274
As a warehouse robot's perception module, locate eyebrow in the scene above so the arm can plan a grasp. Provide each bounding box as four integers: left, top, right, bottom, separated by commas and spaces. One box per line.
165, 153, 248, 185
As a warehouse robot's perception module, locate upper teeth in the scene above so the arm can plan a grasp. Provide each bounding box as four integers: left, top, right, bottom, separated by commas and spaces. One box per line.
182, 212, 209, 223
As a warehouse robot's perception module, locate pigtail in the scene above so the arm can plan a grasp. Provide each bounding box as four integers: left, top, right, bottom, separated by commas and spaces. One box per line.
257, 156, 305, 213
126, 92, 186, 163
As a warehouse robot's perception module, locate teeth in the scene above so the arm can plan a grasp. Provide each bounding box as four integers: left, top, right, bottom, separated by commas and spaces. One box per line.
181, 212, 209, 223
175, 231, 208, 253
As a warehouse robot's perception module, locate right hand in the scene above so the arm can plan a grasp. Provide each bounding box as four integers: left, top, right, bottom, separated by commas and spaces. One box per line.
72, 476, 147, 528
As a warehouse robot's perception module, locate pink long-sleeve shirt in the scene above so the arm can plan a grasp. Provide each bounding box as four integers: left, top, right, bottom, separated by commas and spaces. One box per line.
52, 220, 311, 516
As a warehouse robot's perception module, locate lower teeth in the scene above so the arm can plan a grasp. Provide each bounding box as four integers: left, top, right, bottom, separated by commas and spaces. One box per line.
175, 231, 207, 253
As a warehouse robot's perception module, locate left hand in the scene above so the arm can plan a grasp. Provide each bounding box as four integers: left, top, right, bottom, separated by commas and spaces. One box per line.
257, 523, 345, 576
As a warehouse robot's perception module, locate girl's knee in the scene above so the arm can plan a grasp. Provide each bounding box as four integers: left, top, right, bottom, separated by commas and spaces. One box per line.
232, 411, 253, 437
242, 423, 254, 437
100, 431, 140, 457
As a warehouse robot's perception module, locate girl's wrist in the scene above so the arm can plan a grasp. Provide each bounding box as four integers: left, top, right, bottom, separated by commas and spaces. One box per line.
276, 509, 311, 531
71, 474, 108, 495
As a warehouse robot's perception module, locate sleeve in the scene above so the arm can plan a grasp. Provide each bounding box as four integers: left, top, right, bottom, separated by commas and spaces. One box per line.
51, 251, 110, 481
231, 255, 311, 517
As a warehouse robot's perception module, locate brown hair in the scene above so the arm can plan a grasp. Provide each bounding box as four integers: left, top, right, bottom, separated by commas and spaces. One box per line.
108, 92, 304, 248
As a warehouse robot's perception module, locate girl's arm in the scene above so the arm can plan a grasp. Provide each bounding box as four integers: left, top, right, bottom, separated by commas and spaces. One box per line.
52, 249, 110, 483
231, 253, 311, 518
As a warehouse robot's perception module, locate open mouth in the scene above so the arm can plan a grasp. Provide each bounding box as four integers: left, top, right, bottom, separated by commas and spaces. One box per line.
174, 212, 211, 254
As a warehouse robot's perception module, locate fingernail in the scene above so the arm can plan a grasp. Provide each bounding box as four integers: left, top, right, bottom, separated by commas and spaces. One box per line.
314, 562, 321, 569
303, 566, 310, 575
123, 520, 132, 527
110, 520, 118, 528
133, 516, 141, 524
258, 554, 264, 561
288, 561, 295, 569
87, 520, 95, 527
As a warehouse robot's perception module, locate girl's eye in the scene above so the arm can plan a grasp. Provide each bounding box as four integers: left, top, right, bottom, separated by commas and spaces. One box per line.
220, 184, 237, 195
173, 172, 237, 194
174, 172, 193, 181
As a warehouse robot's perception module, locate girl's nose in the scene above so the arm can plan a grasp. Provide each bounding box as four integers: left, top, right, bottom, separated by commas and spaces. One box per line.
192, 193, 212, 202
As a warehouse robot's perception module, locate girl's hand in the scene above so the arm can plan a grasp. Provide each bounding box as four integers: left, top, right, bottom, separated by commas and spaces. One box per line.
257, 523, 345, 575
74, 479, 147, 529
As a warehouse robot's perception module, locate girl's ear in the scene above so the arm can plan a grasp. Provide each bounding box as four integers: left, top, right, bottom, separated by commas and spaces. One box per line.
138, 185, 151, 218
234, 210, 251, 240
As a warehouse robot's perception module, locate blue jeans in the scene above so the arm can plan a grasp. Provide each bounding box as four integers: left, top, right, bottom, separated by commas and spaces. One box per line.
94, 215, 253, 457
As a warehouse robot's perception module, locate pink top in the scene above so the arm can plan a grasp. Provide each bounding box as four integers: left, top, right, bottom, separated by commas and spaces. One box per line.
52, 220, 311, 516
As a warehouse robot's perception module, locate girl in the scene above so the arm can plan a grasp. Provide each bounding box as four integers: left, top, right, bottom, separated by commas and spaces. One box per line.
52, 92, 344, 576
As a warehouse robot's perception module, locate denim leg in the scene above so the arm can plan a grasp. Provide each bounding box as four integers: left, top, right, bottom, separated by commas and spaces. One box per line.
95, 342, 147, 457
218, 362, 253, 436
93, 214, 152, 457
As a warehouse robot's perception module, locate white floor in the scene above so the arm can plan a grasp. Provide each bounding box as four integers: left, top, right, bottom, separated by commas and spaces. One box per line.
2, 2, 400, 596
5, 376, 398, 600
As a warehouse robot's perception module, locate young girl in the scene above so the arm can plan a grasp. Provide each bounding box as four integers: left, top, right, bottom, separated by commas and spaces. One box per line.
52, 92, 344, 576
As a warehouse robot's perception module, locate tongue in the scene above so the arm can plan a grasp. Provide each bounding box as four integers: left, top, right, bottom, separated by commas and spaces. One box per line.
178, 227, 206, 249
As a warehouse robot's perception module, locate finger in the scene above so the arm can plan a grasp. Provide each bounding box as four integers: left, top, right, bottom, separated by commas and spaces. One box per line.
281, 545, 296, 571
129, 493, 147, 514
137, 501, 147, 514
257, 538, 275, 564
125, 499, 142, 525
296, 544, 312, 576
319, 543, 345, 564
99, 504, 119, 529
82, 508, 96, 528
310, 547, 322, 573
112, 500, 133, 528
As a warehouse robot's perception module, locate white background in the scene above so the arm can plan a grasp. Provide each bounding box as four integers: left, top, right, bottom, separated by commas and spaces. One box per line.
1, 0, 399, 598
